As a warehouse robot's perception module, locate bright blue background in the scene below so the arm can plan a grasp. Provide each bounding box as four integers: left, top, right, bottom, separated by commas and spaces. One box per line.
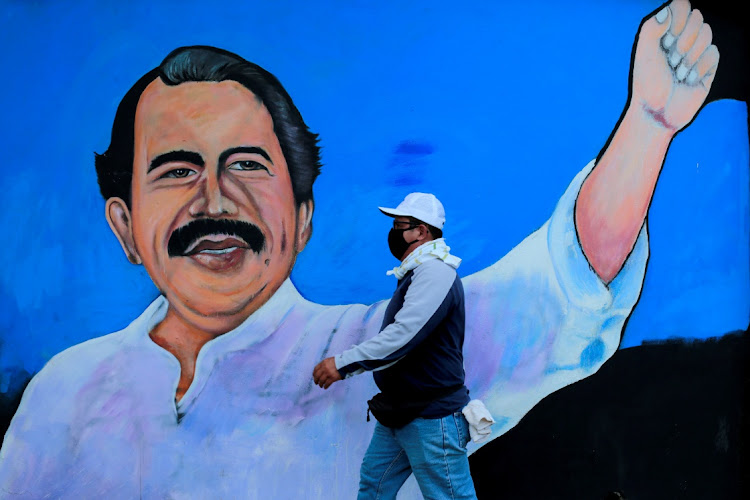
0, 0, 747, 395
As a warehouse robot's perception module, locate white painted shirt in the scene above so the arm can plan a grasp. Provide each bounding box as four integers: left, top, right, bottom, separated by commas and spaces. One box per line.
0, 162, 648, 499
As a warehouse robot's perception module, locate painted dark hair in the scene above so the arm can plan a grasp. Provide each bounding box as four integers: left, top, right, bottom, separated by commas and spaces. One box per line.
94, 46, 321, 207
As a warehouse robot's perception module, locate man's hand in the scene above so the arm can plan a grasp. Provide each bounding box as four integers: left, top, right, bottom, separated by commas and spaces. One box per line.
313, 357, 342, 389
631, 0, 719, 132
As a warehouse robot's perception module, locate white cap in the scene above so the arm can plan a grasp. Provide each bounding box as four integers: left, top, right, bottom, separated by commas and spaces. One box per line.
379, 192, 446, 229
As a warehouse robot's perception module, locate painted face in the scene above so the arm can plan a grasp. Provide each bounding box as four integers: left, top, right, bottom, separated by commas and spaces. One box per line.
109, 79, 312, 333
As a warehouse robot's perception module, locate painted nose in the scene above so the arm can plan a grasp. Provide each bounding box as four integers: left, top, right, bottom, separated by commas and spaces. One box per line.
189, 173, 238, 217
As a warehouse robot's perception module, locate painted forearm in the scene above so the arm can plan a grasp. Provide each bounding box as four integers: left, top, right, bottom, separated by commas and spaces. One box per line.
575, 105, 674, 283
576, 0, 720, 284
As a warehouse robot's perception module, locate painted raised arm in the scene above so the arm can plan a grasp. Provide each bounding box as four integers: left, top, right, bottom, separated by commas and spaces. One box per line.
576, 0, 719, 283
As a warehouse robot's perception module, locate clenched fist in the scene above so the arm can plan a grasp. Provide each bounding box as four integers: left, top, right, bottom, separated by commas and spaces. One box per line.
313, 357, 342, 389
631, 0, 720, 132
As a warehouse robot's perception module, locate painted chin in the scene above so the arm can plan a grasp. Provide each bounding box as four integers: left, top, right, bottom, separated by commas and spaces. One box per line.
187, 247, 255, 272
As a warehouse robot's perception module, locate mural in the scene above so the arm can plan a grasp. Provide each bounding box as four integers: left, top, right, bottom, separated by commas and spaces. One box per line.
0, 0, 747, 498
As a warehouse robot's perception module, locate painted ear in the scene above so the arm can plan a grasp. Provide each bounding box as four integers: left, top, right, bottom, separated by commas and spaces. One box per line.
105, 198, 142, 265
295, 199, 314, 252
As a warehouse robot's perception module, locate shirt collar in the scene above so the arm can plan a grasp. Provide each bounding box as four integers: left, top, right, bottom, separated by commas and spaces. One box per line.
127, 278, 302, 357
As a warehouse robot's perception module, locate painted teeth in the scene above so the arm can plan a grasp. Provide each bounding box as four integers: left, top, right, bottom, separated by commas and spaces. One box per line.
200, 247, 238, 255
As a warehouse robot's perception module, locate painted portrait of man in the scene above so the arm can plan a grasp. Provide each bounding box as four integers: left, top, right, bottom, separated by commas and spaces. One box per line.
0, 0, 746, 498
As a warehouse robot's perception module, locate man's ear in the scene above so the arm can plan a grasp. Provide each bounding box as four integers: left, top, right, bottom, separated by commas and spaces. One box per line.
105, 197, 142, 265
295, 199, 314, 252
418, 224, 430, 241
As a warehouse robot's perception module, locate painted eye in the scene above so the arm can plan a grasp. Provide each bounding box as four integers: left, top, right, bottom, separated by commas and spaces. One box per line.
228, 160, 269, 173
161, 168, 196, 179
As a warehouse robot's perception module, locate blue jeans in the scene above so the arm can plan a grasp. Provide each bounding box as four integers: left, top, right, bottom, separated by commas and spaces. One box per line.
358, 412, 477, 500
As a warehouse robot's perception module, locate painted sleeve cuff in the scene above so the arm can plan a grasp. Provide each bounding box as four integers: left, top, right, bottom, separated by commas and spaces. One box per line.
547, 159, 650, 316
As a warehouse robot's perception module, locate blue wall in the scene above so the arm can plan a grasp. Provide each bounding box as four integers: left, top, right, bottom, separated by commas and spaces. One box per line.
0, 0, 747, 389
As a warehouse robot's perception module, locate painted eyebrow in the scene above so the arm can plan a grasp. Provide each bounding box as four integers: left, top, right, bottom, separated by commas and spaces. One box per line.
148, 150, 205, 173
218, 146, 273, 168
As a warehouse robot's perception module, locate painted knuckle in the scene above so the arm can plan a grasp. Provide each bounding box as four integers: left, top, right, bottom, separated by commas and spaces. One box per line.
704, 23, 713, 40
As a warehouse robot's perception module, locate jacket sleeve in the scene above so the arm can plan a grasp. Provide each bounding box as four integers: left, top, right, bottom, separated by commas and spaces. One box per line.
335, 261, 457, 378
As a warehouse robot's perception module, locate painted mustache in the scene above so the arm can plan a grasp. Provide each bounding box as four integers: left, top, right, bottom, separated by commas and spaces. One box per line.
167, 219, 265, 257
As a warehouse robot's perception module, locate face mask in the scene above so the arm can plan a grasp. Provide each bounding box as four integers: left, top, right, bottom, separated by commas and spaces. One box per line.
388, 228, 419, 260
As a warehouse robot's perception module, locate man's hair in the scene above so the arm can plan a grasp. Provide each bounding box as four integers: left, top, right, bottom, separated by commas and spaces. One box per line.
408, 217, 443, 239
95, 46, 322, 207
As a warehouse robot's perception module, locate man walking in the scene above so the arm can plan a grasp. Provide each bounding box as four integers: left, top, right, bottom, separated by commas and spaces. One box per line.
313, 192, 476, 499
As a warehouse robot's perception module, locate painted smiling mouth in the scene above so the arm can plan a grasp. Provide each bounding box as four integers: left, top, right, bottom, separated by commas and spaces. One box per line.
197, 248, 238, 255
184, 237, 250, 256
168, 219, 266, 258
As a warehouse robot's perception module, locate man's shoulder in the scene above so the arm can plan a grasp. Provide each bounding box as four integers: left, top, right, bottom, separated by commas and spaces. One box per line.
1, 329, 157, 446
30, 329, 142, 393
413, 258, 459, 280
57, 328, 133, 358
36, 296, 169, 384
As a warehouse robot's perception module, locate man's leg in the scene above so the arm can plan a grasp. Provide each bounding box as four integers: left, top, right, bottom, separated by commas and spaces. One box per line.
395, 412, 477, 500
358, 422, 412, 500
